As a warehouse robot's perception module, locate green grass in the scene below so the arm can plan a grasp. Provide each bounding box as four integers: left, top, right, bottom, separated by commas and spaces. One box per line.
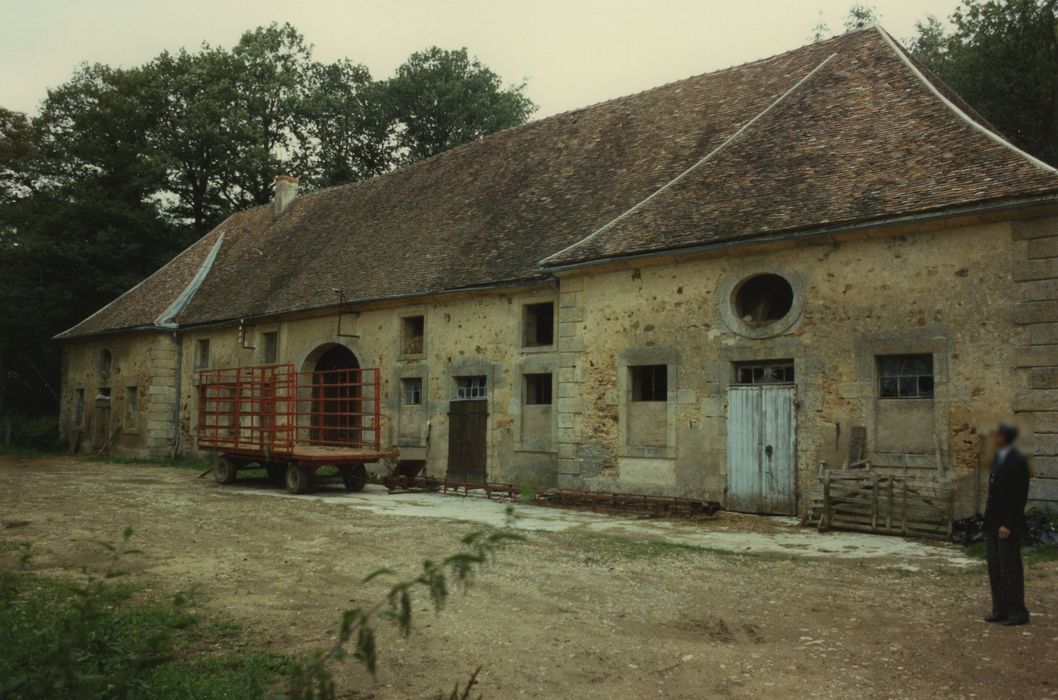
961, 540, 1058, 566
0, 568, 289, 699
0, 446, 52, 459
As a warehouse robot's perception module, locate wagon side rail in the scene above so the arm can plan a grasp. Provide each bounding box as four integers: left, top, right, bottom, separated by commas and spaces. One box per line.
196, 363, 383, 454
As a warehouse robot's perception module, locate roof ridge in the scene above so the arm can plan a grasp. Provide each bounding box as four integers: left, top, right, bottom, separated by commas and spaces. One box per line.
872, 25, 1058, 176
539, 50, 840, 268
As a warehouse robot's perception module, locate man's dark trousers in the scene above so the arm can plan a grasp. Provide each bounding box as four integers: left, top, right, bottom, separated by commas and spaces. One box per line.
985, 528, 1027, 620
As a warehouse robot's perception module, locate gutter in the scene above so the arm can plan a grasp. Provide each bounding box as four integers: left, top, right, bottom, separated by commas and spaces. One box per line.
169, 329, 182, 458
540, 194, 1058, 274
167, 276, 558, 333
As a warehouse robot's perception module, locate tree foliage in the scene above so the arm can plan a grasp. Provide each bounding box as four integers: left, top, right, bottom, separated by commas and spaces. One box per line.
387, 47, 536, 163
0, 23, 535, 424
909, 0, 1058, 167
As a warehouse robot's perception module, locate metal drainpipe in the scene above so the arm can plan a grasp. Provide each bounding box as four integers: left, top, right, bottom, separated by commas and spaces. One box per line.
169, 329, 182, 459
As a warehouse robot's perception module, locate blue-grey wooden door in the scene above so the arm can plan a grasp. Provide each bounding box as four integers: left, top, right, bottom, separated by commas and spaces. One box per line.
726, 385, 796, 514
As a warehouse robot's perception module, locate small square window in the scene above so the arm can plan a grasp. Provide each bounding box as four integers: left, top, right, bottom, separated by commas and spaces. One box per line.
524, 373, 553, 405
126, 387, 138, 423
630, 365, 667, 402
523, 302, 554, 347
878, 354, 934, 399
262, 331, 278, 364
195, 339, 211, 369
402, 316, 425, 355
401, 377, 423, 406
455, 375, 487, 400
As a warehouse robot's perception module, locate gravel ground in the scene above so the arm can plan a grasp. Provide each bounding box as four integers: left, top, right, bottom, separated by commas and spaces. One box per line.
2, 454, 1056, 699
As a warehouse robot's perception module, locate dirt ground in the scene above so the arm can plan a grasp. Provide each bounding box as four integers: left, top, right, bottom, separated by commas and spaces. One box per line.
2, 455, 1057, 699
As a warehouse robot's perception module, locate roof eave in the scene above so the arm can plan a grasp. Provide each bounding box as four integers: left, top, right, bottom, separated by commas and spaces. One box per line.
540, 193, 1058, 274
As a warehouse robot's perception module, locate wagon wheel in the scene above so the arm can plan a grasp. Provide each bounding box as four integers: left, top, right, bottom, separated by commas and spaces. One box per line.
341, 464, 368, 492
214, 456, 239, 485
286, 463, 313, 494
265, 463, 286, 486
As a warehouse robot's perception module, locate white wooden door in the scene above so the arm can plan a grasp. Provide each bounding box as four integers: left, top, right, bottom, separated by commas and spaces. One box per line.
726, 385, 796, 514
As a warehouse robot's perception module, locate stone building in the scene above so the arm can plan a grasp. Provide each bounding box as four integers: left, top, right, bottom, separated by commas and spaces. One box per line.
58, 27, 1058, 514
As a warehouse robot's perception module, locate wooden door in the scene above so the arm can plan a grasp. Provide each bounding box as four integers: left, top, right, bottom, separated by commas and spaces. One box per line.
447, 400, 487, 483
93, 404, 112, 452
726, 385, 796, 514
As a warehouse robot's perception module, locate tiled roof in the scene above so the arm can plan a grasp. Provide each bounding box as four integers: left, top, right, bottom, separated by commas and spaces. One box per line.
542, 27, 1058, 267
59, 27, 1058, 339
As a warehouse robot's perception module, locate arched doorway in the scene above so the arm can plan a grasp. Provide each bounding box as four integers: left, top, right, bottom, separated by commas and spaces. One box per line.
309, 344, 360, 446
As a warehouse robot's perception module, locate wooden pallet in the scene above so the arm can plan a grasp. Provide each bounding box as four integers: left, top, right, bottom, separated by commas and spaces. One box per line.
808, 469, 955, 539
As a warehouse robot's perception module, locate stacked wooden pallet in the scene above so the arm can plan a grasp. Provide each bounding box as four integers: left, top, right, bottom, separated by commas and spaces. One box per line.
808, 469, 955, 540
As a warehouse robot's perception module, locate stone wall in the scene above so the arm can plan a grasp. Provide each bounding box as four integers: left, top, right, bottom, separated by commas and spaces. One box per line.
171, 284, 561, 485
60, 331, 177, 458
1013, 215, 1058, 508
554, 218, 1024, 514
60, 213, 1054, 516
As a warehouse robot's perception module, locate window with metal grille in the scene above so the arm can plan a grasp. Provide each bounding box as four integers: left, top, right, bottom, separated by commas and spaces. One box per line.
630, 365, 667, 402
734, 360, 795, 385
195, 339, 210, 369
126, 387, 138, 422
402, 315, 425, 355
878, 354, 934, 399
262, 331, 278, 363
401, 377, 423, 405
523, 302, 555, 347
455, 375, 487, 400
524, 373, 553, 405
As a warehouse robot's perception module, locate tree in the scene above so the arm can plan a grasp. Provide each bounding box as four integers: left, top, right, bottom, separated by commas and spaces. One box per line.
0, 26, 537, 431
0, 108, 35, 203
909, 0, 1058, 167
386, 47, 536, 163
809, 10, 831, 41
225, 23, 318, 206
301, 59, 393, 188
845, 3, 879, 30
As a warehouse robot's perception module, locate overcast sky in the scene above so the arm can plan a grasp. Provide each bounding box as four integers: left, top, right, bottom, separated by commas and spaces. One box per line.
2, 0, 959, 119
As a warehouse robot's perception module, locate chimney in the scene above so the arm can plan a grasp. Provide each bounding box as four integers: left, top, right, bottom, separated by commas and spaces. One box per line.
273, 175, 299, 218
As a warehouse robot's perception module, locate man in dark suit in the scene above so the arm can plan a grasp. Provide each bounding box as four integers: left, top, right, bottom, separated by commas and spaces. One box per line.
983, 421, 1031, 626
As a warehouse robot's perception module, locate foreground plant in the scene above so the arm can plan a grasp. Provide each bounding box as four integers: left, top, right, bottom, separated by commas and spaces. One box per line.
287, 508, 525, 699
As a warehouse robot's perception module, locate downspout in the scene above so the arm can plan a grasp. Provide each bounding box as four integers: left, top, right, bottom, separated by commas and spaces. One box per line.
169, 329, 182, 459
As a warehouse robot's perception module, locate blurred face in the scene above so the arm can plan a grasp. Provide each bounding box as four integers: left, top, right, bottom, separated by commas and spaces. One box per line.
993, 429, 1010, 450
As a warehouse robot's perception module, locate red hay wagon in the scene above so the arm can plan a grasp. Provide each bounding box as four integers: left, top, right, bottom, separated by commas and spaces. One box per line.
196, 363, 397, 493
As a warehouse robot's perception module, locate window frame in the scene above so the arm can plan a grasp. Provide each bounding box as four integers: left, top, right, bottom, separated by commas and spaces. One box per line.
72, 388, 85, 431
523, 372, 553, 406
877, 354, 935, 400
195, 338, 211, 370
454, 375, 488, 400
261, 331, 279, 364
522, 302, 555, 348
401, 377, 424, 406
733, 360, 795, 386
401, 315, 426, 357
124, 386, 139, 432
630, 364, 668, 402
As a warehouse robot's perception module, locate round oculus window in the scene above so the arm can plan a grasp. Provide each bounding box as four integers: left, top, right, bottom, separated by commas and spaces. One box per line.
733, 273, 794, 326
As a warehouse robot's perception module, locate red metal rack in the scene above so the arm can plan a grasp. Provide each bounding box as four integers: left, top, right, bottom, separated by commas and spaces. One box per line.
196, 363, 395, 493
